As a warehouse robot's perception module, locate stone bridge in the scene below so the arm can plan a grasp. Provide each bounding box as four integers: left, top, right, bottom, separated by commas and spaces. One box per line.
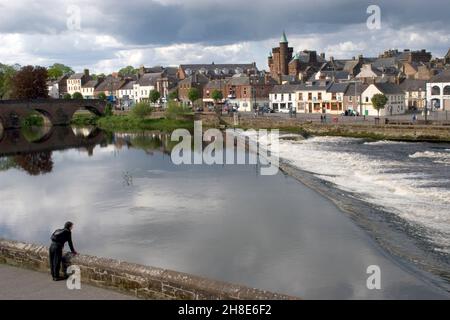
0, 126, 107, 157
0, 99, 106, 129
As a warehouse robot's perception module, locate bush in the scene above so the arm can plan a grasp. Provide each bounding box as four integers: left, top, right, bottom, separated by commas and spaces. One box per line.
72, 92, 83, 100
165, 101, 191, 120
21, 112, 44, 127
97, 92, 107, 101
131, 101, 152, 118
63, 93, 72, 100
104, 103, 113, 117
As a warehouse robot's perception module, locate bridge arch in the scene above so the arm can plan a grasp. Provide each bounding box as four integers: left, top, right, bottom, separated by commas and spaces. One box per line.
26, 108, 53, 127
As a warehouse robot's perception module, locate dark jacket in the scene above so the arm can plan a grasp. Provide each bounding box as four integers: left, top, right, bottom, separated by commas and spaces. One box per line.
51, 228, 76, 253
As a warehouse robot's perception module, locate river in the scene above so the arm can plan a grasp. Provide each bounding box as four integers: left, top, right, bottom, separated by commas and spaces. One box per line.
0, 126, 448, 299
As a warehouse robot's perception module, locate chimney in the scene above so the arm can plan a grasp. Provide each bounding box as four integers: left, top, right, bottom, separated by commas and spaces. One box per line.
320, 53, 325, 59
84, 69, 89, 77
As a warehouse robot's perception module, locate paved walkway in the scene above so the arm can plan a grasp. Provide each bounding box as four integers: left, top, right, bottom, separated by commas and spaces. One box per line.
0, 264, 136, 300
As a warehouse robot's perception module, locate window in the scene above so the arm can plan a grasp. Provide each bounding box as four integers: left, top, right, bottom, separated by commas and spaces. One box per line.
332, 93, 337, 100
299, 93, 303, 100
349, 96, 353, 102
274, 94, 277, 100
288, 93, 292, 101
365, 97, 369, 103
318, 92, 322, 100
308, 92, 312, 100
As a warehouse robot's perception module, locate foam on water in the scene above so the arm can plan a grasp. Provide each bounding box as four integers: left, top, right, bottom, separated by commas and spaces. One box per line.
254, 133, 450, 253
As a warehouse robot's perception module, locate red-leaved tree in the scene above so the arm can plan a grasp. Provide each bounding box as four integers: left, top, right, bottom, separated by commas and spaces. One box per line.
12, 65, 48, 99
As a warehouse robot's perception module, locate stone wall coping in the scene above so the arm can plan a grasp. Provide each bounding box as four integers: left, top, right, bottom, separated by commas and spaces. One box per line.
0, 238, 299, 300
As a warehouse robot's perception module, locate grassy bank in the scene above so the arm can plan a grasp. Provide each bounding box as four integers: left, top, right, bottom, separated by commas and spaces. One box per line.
71, 113, 194, 132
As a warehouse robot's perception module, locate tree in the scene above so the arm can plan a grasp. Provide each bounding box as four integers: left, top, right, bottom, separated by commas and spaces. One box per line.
371, 94, 388, 116
0, 63, 17, 99
211, 89, 223, 114
118, 66, 138, 77
149, 89, 161, 104
131, 101, 152, 118
97, 92, 107, 101
72, 92, 83, 100
11, 65, 48, 99
47, 63, 74, 79
188, 88, 201, 107
211, 89, 223, 103
63, 93, 72, 100
168, 89, 178, 101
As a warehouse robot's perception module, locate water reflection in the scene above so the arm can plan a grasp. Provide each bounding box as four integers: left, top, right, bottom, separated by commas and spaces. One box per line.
0, 128, 448, 299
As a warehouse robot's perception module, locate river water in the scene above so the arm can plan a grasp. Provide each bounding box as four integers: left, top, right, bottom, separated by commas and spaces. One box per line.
0, 127, 448, 299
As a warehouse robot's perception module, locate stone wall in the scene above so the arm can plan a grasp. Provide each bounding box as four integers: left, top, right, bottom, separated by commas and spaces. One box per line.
0, 239, 297, 300
221, 117, 450, 142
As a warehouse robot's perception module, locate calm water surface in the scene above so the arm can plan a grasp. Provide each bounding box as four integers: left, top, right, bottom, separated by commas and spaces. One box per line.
0, 127, 448, 299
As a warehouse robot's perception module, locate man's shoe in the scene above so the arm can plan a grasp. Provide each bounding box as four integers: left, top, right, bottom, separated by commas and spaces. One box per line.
53, 276, 65, 281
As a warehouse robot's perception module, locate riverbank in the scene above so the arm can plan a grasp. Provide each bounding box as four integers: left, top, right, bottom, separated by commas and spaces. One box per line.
220, 116, 450, 142
71, 113, 194, 132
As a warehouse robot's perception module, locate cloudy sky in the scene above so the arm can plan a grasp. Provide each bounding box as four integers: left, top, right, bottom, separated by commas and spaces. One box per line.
0, 0, 449, 73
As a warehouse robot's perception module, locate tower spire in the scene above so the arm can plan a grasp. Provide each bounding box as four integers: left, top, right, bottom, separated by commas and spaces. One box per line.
280, 31, 288, 44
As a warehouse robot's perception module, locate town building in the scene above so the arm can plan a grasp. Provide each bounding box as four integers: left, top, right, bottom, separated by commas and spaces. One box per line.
47, 75, 69, 99
398, 79, 427, 110
67, 70, 91, 96
178, 73, 209, 105
269, 84, 301, 113
268, 32, 293, 79
426, 70, 450, 111
361, 83, 406, 116
81, 79, 101, 99
343, 82, 368, 115
94, 75, 126, 101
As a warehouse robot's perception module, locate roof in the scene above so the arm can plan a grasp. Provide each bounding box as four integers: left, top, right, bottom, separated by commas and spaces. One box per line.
180, 63, 257, 76
119, 80, 135, 90
344, 83, 369, 96
95, 76, 125, 91
296, 81, 332, 91
179, 73, 210, 86
68, 73, 85, 80
280, 31, 288, 44
372, 83, 404, 95
271, 84, 302, 94
398, 79, 426, 91
429, 69, 450, 82
137, 73, 160, 86
82, 80, 99, 88
327, 83, 349, 93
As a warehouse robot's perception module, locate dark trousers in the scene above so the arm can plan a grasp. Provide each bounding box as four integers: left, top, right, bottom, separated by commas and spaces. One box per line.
49, 243, 63, 278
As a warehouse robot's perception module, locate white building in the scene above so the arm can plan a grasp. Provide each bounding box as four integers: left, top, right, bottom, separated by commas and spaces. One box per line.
426, 70, 450, 111
361, 83, 405, 116
81, 80, 100, 99
134, 73, 158, 103
67, 70, 91, 97
269, 85, 300, 113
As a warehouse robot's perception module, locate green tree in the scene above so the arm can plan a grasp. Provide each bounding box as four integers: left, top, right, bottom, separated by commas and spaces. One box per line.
188, 88, 201, 107
72, 92, 83, 100
47, 63, 74, 79
118, 66, 137, 77
97, 92, 107, 101
0, 63, 17, 99
211, 89, 223, 114
149, 89, 161, 104
12, 65, 48, 99
165, 100, 191, 120
371, 94, 388, 116
104, 103, 113, 116
131, 101, 152, 118
63, 93, 72, 100
168, 89, 178, 101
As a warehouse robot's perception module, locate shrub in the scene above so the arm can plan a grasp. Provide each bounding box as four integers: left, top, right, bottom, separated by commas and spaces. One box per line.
131, 101, 152, 118
72, 92, 83, 100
